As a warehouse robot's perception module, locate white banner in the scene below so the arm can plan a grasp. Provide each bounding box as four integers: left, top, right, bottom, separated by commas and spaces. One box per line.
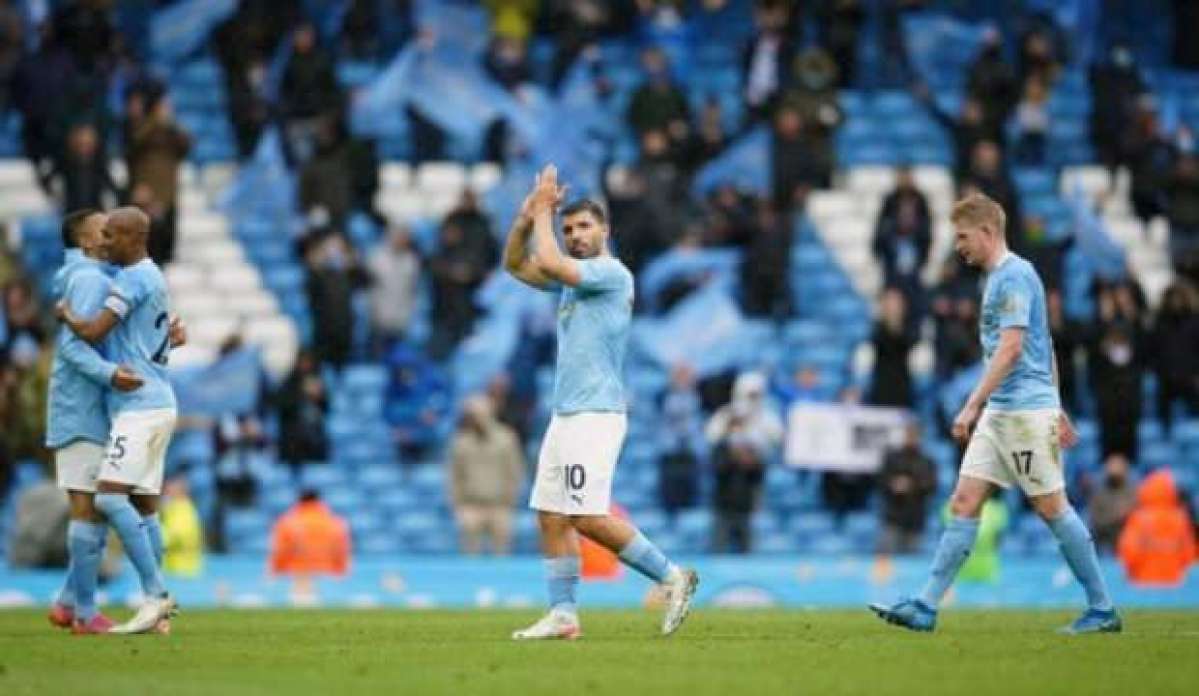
785, 404, 910, 473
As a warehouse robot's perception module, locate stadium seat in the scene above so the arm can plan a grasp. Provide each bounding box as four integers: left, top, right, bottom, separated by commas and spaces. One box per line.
415, 162, 467, 195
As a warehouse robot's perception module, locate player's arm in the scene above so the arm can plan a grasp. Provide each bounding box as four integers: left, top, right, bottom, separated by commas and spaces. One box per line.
964, 327, 1024, 410
502, 206, 554, 289
57, 274, 119, 384
527, 166, 582, 287
57, 302, 119, 343
952, 325, 1024, 444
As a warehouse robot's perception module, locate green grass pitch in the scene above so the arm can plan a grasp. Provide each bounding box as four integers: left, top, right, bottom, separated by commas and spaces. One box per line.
1, 609, 1197, 695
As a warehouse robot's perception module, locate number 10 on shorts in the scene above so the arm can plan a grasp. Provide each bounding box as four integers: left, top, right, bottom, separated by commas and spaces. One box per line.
564, 464, 586, 491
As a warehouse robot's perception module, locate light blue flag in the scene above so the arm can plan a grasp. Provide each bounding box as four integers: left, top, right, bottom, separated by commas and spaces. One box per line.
171, 348, 263, 417
902, 13, 993, 94
1065, 185, 1127, 281
415, 0, 488, 55
639, 247, 742, 313
693, 127, 770, 197
407, 50, 507, 146
633, 282, 748, 377
218, 127, 297, 223
351, 43, 419, 136
149, 0, 238, 63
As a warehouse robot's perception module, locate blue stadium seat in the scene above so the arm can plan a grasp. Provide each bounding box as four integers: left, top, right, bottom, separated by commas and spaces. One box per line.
341, 365, 389, 394
224, 509, 269, 543
872, 91, 920, 119
358, 465, 403, 489
299, 464, 346, 489
348, 510, 384, 538
261, 487, 297, 515
788, 512, 834, 538
376, 488, 420, 515
756, 531, 799, 554
1012, 168, 1055, 197
359, 533, 401, 555
751, 511, 779, 537
808, 534, 852, 555
322, 485, 365, 514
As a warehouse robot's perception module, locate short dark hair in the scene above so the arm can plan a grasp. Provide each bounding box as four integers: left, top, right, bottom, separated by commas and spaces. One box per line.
299, 489, 320, 503
61, 208, 102, 249
560, 199, 607, 226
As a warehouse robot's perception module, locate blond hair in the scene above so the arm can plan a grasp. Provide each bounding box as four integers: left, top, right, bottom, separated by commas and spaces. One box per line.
950, 192, 1006, 237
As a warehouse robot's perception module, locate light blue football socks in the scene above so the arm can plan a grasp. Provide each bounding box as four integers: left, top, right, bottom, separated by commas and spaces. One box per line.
143, 513, 164, 567
545, 556, 580, 616
96, 493, 166, 599
67, 520, 107, 621
618, 531, 674, 583
918, 516, 980, 607
1047, 507, 1114, 611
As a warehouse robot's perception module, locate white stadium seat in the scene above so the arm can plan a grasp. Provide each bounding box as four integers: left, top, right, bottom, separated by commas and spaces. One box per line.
2, 188, 52, 215
1061, 166, 1112, 197
209, 265, 262, 294
179, 214, 227, 242
191, 239, 245, 266
172, 292, 225, 322
416, 162, 466, 196
377, 191, 424, 222
806, 191, 856, 221
912, 166, 953, 198
199, 163, 237, 194
0, 160, 37, 188
190, 316, 241, 348
222, 288, 277, 318
165, 263, 205, 292
469, 162, 503, 192
381, 163, 413, 190
845, 166, 895, 194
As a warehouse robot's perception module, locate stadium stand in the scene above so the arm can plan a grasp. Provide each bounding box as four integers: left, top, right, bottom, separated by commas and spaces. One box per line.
2, 0, 1199, 565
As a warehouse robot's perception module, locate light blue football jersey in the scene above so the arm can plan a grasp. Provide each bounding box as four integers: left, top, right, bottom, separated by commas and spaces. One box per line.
979, 253, 1060, 411
103, 258, 177, 414
552, 256, 633, 414
45, 250, 118, 448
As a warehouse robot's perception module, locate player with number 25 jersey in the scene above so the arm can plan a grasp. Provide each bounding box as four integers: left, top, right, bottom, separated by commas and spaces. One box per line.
100, 256, 177, 493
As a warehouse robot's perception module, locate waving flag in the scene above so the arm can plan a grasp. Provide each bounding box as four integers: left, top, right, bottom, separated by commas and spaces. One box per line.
693, 127, 770, 197
150, 0, 238, 63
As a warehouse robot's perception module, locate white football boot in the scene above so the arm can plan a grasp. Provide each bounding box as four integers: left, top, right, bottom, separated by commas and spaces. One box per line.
511, 609, 582, 641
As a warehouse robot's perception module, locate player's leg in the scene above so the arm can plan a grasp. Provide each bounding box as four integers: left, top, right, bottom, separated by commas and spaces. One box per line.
572, 514, 672, 582
514, 416, 583, 640
95, 411, 176, 633
917, 475, 991, 607
1014, 410, 1120, 634
51, 442, 112, 633
870, 421, 1005, 633
513, 511, 583, 640
869, 475, 992, 632
1028, 490, 1121, 633
96, 481, 167, 600
571, 513, 698, 635
132, 494, 164, 568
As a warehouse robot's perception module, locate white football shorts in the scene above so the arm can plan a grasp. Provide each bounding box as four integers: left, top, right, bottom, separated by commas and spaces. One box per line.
530, 412, 627, 516
99, 408, 177, 496
55, 440, 106, 493
960, 408, 1065, 497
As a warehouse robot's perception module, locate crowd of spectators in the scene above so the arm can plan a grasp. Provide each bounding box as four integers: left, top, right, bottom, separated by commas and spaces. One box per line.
1, 1, 1198, 570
